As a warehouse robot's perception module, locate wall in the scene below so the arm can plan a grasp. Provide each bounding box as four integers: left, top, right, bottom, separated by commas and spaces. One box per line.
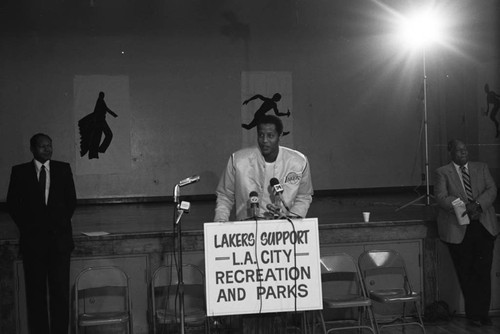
0, 0, 498, 200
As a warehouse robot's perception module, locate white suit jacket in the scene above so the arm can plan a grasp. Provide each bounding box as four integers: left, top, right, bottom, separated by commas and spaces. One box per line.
214, 146, 313, 222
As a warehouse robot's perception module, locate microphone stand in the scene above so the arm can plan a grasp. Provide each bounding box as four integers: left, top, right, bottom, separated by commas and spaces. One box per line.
269, 205, 302, 330
173, 184, 186, 334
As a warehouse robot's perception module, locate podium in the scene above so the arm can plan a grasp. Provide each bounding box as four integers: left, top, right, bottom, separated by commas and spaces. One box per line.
204, 218, 322, 318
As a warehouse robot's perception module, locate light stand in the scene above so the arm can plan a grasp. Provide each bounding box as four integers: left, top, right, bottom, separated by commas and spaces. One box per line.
397, 47, 433, 211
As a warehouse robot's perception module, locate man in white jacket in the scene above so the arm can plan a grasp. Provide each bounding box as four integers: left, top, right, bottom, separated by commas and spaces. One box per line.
214, 115, 313, 222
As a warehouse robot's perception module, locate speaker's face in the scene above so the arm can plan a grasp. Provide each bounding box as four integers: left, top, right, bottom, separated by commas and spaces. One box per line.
257, 123, 280, 162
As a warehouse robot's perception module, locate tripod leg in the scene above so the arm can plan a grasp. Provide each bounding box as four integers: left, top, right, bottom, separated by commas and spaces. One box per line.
396, 195, 426, 212
396, 193, 435, 212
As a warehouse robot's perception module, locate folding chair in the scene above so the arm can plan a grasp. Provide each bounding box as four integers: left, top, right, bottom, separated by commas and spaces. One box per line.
74, 266, 132, 334
313, 252, 378, 334
358, 249, 425, 333
151, 264, 207, 333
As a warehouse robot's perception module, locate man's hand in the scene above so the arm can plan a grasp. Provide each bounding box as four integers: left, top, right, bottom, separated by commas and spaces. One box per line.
462, 201, 482, 220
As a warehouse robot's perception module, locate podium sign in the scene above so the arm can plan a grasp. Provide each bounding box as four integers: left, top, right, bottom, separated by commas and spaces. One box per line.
204, 218, 322, 316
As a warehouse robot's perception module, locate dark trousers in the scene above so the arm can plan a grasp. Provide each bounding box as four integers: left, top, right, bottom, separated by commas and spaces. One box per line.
22, 241, 71, 334
446, 222, 495, 320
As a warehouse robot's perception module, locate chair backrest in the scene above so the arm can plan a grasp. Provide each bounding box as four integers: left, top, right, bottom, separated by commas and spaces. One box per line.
152, 264, 205, 313
152, 264, 204, 286
75, 266, 130, 314
320, 253, 365, 298
358, 249, 412, 292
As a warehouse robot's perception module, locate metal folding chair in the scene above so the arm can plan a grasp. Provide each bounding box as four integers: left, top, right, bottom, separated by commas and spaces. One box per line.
313, 252, 378, 334
151, 264, 207, 333
74, 266, 132, 334
358, 249, 425, 333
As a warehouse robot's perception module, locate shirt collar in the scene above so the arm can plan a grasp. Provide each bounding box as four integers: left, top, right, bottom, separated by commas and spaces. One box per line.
256, 145, 282, 164
33, 159, 50, 172
452, 161, 468, 173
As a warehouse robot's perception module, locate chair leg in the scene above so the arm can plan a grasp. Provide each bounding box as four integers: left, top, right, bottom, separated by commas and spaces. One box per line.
310, 311, 317, 334
401, 303, 407, 333
360, 307, 376, 334
300, 311, 309, 334
367, 306, 380, 334
312, 311, 327, 334
414, 301, 426, 334
357, 307, 363, 334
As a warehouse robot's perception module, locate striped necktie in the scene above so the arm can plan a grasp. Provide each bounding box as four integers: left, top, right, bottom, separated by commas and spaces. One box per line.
460, 166, 473, 202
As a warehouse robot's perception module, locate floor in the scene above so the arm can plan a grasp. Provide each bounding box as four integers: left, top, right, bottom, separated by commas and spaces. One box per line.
2, 189, 499, 240
421, 315, 500, 334
315, 316, 500, 334
371, 315, 500, 334
0, 190, 442, 240
163, 314, 500, 334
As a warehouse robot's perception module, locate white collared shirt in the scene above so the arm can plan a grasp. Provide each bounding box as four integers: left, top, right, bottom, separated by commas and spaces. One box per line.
34, 159, 50, 204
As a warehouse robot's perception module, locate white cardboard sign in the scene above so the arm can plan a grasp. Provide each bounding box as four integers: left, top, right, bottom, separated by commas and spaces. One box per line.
204, 218, 322, 316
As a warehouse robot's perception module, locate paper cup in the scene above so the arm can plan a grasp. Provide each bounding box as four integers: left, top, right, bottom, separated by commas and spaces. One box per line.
362, 212, 370, 222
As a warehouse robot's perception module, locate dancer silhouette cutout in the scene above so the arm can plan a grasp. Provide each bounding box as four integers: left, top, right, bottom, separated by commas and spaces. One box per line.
242, 93, 291, 135
78, 91, 118, 159
484, 84, 500, 138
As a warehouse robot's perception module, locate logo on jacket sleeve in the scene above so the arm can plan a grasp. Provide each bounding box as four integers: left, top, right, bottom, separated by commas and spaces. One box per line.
285, 172, 301, 185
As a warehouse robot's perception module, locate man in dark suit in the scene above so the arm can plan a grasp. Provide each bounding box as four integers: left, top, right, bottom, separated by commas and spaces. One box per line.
7, 133, 77, 334
435, 139, 498, 327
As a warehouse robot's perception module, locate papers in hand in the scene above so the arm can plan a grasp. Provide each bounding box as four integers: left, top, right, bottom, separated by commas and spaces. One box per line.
452, 198, 470, 225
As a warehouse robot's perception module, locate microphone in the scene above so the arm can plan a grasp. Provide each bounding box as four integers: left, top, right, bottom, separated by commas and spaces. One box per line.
178, 200, 191, 212
266, 203, 286, 219
270, 177, 283, 195
270, 177, 290, 211
175, 201, 191, 225
249, 191, 259, 218
174, 175, 200, 203
178, 175, 200, 187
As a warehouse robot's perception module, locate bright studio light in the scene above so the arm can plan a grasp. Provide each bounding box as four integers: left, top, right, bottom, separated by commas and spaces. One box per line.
398, 9, 446, 49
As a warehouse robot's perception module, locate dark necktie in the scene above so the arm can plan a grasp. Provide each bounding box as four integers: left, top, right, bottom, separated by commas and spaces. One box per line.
460, 166, 473, 202
39, 165, 46, 204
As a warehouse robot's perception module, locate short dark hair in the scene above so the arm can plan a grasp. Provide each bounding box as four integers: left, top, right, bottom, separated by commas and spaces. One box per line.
30, 133, 52, 148
257, 115, 283, 135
